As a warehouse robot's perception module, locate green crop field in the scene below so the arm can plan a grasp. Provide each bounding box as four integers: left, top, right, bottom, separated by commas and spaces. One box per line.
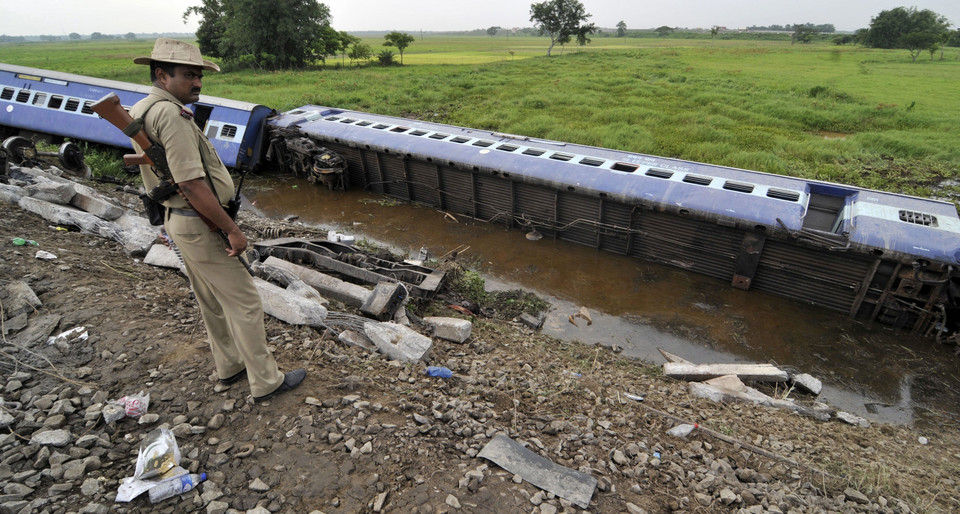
1, 36, 958, 198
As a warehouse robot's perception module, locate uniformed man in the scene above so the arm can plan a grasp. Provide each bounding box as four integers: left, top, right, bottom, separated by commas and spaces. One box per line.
130, 38, 305, 402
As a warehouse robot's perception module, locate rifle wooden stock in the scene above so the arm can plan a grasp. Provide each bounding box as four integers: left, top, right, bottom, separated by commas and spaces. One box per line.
90, 92, 157, 167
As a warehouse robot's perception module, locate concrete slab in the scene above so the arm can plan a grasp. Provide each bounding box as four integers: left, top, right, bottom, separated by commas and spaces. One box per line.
423, 317, 472, 343
363, 321, 432, 362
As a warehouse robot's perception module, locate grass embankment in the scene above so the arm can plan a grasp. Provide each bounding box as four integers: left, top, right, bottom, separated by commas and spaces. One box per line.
1, 37, 958, 197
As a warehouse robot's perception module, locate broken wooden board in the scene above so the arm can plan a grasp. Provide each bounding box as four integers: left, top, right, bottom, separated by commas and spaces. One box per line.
663, 363, 788, 382
478, 434, 596, 509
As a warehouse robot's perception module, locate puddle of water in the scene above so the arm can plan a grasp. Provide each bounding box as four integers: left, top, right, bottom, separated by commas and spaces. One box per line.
246, 176, 960, 426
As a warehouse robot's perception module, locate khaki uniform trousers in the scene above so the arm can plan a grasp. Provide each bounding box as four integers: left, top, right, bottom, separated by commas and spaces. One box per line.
165, 211, 284, 397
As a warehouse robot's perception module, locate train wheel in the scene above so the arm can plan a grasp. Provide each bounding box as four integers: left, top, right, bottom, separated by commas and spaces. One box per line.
2, 136, 36, 165
58, 142, 86, 172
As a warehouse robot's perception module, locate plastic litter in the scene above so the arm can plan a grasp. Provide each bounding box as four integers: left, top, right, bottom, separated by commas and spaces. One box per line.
35, 250, 58, 260
426, 366, 453, 378
666, 423, 699, 437
119, 391, 150, 418
46, 326, 88, 347
148, 472, 206, 503
116, 428, 186, 502
12, 237, 38, 246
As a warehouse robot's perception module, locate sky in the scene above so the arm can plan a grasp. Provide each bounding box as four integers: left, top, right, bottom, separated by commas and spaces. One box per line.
2, 0, 959, 36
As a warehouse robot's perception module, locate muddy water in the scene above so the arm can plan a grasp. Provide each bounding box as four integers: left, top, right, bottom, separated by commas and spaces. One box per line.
245, 176, 960, 426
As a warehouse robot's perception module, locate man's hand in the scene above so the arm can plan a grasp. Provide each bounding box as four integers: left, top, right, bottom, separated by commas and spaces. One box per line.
224, 228, 247, 257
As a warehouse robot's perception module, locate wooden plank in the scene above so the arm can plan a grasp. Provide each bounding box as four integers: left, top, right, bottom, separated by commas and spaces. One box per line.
663, 363, 788, 382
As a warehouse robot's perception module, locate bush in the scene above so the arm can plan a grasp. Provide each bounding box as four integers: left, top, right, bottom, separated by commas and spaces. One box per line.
377, 50, 396, 66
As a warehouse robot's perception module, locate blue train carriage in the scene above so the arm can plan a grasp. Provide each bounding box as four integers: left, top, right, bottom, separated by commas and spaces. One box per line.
268, 105, 960, 335
0, 63, 272, 171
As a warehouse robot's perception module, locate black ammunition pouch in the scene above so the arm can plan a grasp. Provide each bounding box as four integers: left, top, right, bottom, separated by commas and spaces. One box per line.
141, 180, 179, 226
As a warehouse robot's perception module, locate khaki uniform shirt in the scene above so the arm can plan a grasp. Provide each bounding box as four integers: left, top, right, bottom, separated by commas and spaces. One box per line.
128, 87, 233, 209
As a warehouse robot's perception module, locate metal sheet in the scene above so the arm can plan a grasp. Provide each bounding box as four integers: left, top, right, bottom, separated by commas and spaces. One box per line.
478, 434, 596, 509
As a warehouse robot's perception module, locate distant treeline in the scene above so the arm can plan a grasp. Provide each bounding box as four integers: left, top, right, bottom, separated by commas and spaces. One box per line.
746, 24, 836, 33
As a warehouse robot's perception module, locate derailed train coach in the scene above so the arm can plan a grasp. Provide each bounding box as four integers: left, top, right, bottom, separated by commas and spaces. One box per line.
0, 63, 273, 171
266, 105, 960, 339
2, 62, 960, 339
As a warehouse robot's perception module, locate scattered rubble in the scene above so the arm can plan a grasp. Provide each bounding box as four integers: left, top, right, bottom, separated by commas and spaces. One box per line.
1, 163, 958, 513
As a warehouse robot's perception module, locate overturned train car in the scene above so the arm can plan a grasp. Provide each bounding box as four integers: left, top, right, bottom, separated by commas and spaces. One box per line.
268, 105, 960, 338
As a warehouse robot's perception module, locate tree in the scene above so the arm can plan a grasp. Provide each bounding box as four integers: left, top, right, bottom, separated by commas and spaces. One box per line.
616, 20, 627, 38
529, 0, 596, 56
337, 31, 359, 66
792, 23, 817, 44
348, 42, 372, 65
710, 26, 720, 38
383, 31, 414, 65
184, 0, 335, 69
68, 32, 81, 40
654, 26, 673, 37
124, 32, 137, 40
486, 26, 501, 37
864, 6, 950, 55
377, 49, 395, 66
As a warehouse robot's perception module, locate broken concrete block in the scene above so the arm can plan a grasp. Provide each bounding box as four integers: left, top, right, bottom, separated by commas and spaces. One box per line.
363, 321, 432, 362
143, 244, 183, 271
263, 256, 369, 307
0, 183, 23, 204
253, 278, 327, 327
519, 313, 544, 330
789, 372, 823, 396
360, 282, 407, 321
703, 374, 747, 393
338, 330, 375, 351
835, 411, 871, 428
23, 181, 75, 204
110, 212, 160, 257
2, 281, 42, 318
71, 193, 123, 221
423, 316, 472, 343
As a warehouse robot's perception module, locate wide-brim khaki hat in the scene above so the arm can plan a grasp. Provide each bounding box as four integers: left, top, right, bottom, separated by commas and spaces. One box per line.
134, 38, 220, 72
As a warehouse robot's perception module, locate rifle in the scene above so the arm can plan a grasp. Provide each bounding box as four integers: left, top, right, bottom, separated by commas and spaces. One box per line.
92, 93, 253, 274
91, 93, 231, 231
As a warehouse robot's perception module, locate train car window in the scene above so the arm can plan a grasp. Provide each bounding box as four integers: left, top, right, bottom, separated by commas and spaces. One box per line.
81, 101, 94, 115
723, 181, 754, 193
32, 93, 47, 106
429, 133, 450, 140
496, 144, 519, 152
356, 121, 373, 127
579, 157, 604, 167
192, 104, 212, 130
206, 124, 218, 139
767, 188, 800, 202
48, 95, 63, 109
683, 174, 712, 186
340, 118, 357, 124
409, 130, 429, 136
473, 140, 494, 147
15, 90, 30, 103
325, 116, 341, 121
390, 126, 410, 133
899, 210, 938, 227
220, 125, 238, 139
450, 136, 471, 144
522, 148, 546, 156
549, 152, 574, 161
372, 124, 390, 130
645, 168, 673, 179
64, 98, 80, 112
0, 88, 14, 100
611, 162, 638, 173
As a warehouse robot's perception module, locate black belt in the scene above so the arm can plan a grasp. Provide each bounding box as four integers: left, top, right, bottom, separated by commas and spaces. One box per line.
169, 208, 199, 217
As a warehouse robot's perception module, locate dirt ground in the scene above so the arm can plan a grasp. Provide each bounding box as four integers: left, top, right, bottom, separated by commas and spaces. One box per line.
3, 170, 960, 513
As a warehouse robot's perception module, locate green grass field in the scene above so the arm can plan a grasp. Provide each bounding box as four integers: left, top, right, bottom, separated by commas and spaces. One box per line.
1, 36, 958, 197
